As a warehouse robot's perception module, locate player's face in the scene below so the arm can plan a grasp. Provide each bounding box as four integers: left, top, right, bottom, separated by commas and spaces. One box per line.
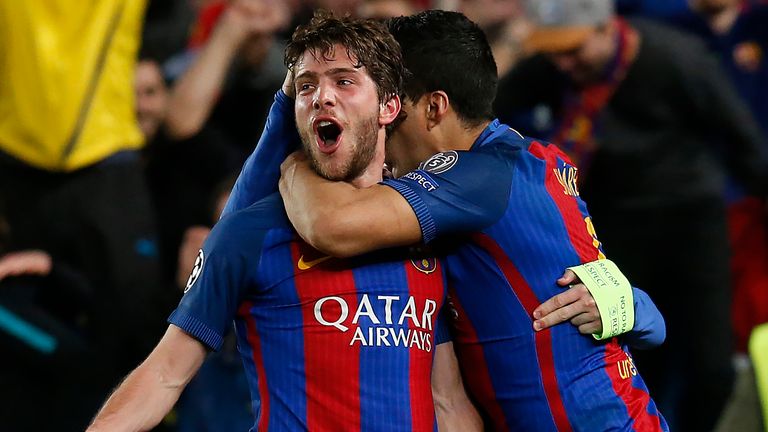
385, 96, 437, 178
294, 45, 382, 181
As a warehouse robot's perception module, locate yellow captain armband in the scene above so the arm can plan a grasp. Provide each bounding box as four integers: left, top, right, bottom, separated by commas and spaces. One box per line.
567, 259, 634, 340
749, 323, 768, 431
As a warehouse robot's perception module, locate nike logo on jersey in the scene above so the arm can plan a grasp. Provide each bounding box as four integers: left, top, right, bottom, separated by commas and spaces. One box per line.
297, 254, 332, 270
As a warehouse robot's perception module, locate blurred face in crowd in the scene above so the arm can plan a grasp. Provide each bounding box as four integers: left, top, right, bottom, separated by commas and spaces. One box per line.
359, 0, 416, 20
135, 60, 169, 140
293, 44, 400, 182
690, 0, 741, 14
314, 0, 362, 16
545, 24, 617, 85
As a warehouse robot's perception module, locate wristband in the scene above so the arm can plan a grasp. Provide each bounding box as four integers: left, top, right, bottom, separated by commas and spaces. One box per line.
567, 259, 634, 340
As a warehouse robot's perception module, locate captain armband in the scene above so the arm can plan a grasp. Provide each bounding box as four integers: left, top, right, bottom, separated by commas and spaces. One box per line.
567, 259, 634, 340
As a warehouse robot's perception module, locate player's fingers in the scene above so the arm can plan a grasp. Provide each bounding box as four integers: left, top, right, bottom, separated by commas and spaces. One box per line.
534, 301, 584, 331
533, 286, 581, 319
578, 322, 602, 336
569, 311, 600, 327
556, 269, 578, 286
280, 151, 302, 174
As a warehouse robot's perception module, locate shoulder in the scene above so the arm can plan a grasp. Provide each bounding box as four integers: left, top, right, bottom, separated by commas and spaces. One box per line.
209, 193, 290, 249
477, 127, 556, 163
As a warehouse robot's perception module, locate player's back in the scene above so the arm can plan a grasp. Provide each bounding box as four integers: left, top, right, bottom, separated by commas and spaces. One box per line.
443, 127, 667, 431
172, 193, 447, 432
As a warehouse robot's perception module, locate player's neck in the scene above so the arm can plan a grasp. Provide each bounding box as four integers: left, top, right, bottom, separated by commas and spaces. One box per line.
350, 136, 386, 189
434, 120, 493, 153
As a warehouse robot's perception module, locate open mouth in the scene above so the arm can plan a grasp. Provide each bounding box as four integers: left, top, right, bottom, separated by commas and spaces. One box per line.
314, 118, 343, 154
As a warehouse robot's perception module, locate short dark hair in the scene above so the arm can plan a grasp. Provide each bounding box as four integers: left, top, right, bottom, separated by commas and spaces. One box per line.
285, 10, 404, 103
387, 10, 498, 126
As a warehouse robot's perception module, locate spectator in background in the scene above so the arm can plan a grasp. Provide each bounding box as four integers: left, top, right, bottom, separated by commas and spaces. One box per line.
634, 1, 768, 429
136, 59, 171, 143
459, 0, 531, 76
0, 200, 103, 431
140, 0, 287, 288
173, 176, 254, 432
0, 4, 167, 427
165, 0, 288, 158
494, 0, 768, 430
615, 0, 692, 17
359, 0, 419, 19
660, 0, 768, 358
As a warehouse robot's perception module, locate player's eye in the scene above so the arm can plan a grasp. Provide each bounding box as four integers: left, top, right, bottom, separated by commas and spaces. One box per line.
338, 79, 353, 86
298, 83, 315, 94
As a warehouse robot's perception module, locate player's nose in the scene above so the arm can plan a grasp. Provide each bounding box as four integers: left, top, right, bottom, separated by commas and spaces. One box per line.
313, 82, 336, 110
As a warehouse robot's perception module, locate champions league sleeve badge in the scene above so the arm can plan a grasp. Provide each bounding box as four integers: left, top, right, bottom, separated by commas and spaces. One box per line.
419, 151, 459, 174
184, 249, 205, 293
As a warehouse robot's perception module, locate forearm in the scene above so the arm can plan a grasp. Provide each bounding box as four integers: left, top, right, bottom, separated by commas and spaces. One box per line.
279, 162, 360, 251
432, 342, 483, 432
87, 361, 186, 431
88, 326, 206, 432
166, 28, 241, 139
435, 389, 484, 432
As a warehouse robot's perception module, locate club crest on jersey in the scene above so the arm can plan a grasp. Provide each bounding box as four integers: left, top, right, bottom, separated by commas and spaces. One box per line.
184, 249, 204, 293
554, 164, 580, 197
420, 151, 458, 174
411, 257, 437, 274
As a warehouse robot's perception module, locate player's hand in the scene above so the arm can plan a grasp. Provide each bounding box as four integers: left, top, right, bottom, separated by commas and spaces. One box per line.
0, 250, 53, 282
532, 269, 602, 335
279, 151, 312, 190
282, 69, 295, 99
216, 0, 288, 45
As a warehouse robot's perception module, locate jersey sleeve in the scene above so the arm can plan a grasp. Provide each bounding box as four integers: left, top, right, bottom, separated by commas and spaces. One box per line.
434, 303, 453, 345
168, 215, 264, 351
221, 90, 300, 216
623, 287, 666, 350
381, 146, 516, 243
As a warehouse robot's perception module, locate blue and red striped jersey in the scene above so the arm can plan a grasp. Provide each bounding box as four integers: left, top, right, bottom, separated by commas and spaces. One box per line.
170, 193, 449, 432
383, 120, 669, 431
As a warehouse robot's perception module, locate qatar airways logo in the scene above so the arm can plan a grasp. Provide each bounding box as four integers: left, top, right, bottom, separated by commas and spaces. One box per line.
314, 295, 437, 352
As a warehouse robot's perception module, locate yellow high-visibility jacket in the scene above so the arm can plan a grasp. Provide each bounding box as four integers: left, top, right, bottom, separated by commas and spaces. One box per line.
0, 0, 147, 171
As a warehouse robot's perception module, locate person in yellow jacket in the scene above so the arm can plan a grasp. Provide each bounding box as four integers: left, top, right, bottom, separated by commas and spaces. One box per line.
0, 2, 167, 429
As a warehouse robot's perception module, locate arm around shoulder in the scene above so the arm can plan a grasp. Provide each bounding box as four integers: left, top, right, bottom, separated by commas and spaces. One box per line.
87, 325, 207, 432
279, 154, 422, 257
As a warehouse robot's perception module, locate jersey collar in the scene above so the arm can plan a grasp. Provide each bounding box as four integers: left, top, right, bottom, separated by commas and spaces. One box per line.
471, 119, 508, 150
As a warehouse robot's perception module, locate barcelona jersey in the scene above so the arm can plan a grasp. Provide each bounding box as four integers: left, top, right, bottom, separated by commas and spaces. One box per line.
170, 193, 449, 432
383, 120, 669, 431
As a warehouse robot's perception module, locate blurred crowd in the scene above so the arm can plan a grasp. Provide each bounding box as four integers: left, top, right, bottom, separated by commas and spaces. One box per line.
0, 0, 767, 431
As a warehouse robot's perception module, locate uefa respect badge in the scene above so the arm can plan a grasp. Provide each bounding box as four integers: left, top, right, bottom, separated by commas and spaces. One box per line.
567, 259, 634, 340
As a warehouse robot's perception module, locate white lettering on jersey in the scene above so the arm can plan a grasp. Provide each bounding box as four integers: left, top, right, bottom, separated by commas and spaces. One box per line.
315, 294, 438, 352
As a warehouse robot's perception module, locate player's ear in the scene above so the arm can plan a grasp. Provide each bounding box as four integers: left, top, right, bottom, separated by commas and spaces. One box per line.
425, 91, 449, 130
379, 94, 401, 126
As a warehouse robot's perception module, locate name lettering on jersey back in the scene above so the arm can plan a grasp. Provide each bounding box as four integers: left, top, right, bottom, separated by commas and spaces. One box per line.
554, 165, 580, 197
314, 294, 437, 352
616, 351, 638, 380
403, 170, 439, 192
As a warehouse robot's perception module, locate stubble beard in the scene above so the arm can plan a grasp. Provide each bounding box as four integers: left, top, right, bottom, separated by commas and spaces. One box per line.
299, 112, 380, 182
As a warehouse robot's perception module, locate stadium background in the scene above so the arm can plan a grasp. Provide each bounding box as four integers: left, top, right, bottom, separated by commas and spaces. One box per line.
0, 0, 766, 431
